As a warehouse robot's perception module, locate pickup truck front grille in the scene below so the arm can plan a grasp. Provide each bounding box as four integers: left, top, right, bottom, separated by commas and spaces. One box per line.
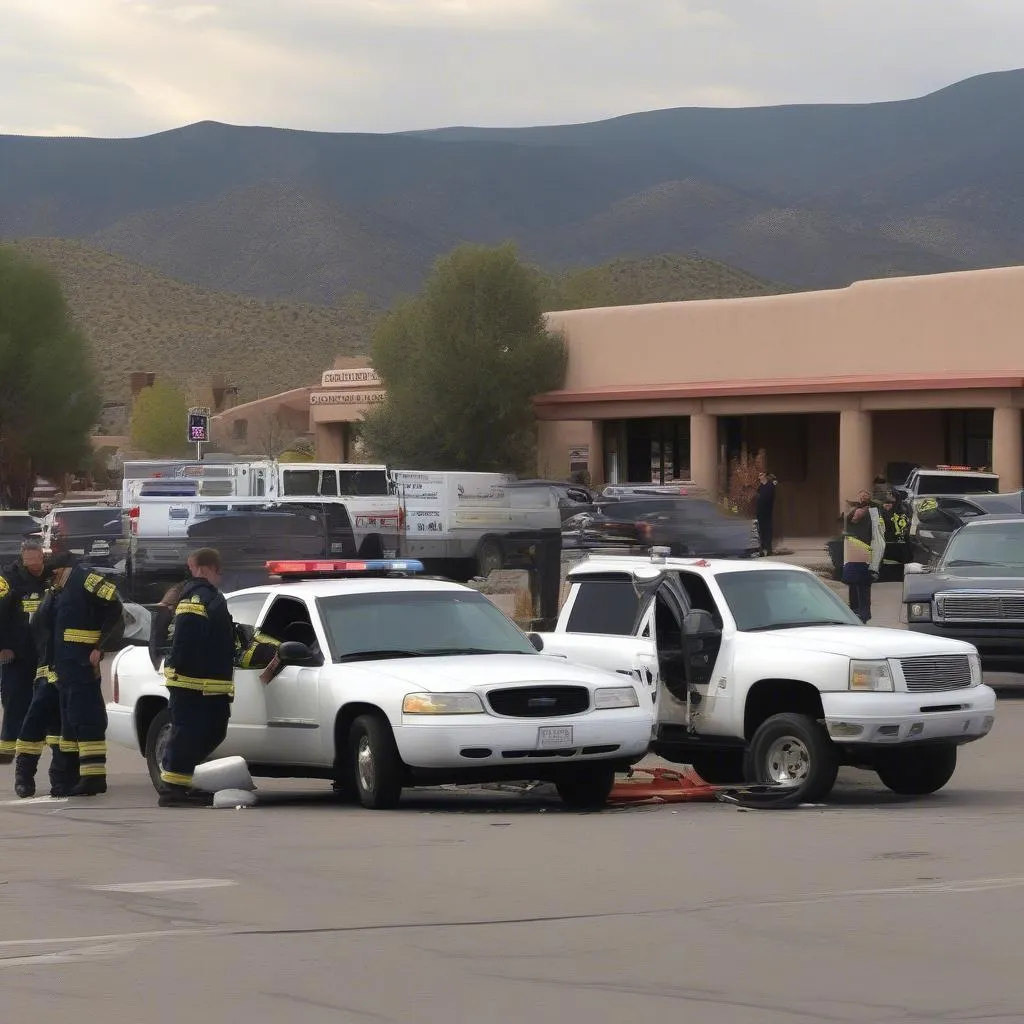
937, 592, 1024, 622
487, 685, 590, 718
900, 655, 973, 692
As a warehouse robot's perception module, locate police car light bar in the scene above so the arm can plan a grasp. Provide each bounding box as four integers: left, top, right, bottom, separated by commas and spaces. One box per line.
266, 559, 425, 576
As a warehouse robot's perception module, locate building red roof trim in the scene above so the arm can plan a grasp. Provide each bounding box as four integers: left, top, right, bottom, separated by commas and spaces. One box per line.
534, 372, 1024, 405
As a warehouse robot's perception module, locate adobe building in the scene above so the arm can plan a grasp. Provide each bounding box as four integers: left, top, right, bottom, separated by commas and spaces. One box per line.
534, 265, 1024, 536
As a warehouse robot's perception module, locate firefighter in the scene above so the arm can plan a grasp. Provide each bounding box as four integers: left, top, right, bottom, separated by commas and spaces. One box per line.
13, 554, 78, 798
158, 548, 235, 808
53, 558, 123, 796
0, 540, 51, 763
237, 627, 281, 671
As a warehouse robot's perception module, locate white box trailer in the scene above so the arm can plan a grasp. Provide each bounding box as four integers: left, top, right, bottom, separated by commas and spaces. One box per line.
392, 471, 562, 579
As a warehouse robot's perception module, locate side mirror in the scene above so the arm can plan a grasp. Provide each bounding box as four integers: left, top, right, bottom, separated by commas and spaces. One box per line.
631, 564, 666, 600
278, 640, 312, 665
683, 608, 719, 637
527, 632, 544, 652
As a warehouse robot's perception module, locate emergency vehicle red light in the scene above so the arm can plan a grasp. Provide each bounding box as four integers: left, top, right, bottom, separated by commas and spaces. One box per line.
266, 559, 424, 575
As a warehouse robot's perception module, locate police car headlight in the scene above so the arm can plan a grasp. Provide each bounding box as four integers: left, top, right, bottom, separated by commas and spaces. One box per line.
849, 660, 894, 692
968, 652, 983, 687
594, 686, 640, 709
402, 692, 485, 715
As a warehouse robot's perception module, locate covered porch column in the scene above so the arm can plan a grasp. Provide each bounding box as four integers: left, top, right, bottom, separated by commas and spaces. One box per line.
315, 422, 345, 462
689, 411, 718, 494
839, 409, 872, 513
992, 404, 1023, 491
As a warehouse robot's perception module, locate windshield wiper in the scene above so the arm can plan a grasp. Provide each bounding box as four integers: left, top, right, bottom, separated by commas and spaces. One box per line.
336, 649, 430, 662
420, 647, 531, 656
745, 620, 856, 632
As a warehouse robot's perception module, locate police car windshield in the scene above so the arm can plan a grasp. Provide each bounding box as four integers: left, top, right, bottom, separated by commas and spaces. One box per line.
715, 569, 862, 631
316, 590, 537, 662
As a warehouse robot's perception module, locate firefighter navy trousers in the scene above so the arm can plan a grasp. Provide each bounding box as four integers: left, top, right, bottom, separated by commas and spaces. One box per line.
55, 653, 108, 780
15, 672, 78, 791
160, 688, 231, 789
0, 656, 36, 758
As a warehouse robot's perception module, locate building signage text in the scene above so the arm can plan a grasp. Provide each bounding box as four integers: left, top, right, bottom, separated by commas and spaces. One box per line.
320, 368, 382, 387
310, 390, 387, 407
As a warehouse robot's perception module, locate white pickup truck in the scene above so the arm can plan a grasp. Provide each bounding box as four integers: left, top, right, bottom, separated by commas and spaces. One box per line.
531, 550, 997, 803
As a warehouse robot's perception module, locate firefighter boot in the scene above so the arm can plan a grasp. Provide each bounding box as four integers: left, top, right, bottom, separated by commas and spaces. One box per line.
13, 754, 36, 799
70, 775, 107, 797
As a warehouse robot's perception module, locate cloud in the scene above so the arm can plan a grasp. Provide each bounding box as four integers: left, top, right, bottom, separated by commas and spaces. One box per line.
0, 0, 1022, 137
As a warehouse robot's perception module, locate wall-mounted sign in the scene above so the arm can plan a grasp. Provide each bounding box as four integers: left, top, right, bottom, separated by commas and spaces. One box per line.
320, 368, 382, 387
310, 390, 387, 407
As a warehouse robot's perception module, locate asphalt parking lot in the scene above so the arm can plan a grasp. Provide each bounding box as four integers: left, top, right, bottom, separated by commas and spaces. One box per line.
2, 687, 1023, 1022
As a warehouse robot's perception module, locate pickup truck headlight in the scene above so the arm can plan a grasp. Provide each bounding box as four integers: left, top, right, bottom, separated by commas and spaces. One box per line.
906, 600, 932, 623
968, 652, 983, 687
402, 692, 485, 715
594, 686, 640, 709
849, 659, 894, 692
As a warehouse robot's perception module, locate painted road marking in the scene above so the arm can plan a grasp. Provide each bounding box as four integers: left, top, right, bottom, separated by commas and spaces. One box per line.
0, 797, 69, 806
86, 878, 237, 894
0, 926, 227, 951
0, 942, 136, 968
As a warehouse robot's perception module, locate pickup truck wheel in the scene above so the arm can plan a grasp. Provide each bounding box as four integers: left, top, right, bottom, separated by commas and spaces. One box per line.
476, 539, 503, 577
144, 708, 172, 793
349, 715, 405, 810
554, 764, 616, 810
690, 751, 745, 784
875, 744, 957, 795
746, 713, 839, 803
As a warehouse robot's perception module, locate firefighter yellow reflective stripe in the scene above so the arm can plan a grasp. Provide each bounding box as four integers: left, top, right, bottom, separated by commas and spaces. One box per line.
15, 739, 46, 756
96, 582, 117, 602
78, 740, 107, 757
45, 734, 61, 747
80, 764, 107, 777
63, 628, 101, 644
163, 668, 234, 697
46, 669, 57, 684
175, 597, 207, 617
202, 681, 234, 696
84, 572, 103, 593
845, 536, 871, 551
0, 577, 8, 598
239, 631, 280, 668
21, 598, 41, 615
160, 769, 193, 786
59, 739, 79, 753
0, 740, 15, 755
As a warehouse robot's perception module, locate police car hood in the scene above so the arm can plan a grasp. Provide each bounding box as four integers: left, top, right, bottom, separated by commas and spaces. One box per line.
340, 653, 623, 691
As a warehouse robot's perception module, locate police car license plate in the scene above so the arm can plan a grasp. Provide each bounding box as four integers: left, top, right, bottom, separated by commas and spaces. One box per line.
537, 726, 573, 749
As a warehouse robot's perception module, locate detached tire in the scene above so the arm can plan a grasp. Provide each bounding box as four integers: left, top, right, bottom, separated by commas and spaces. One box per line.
555, 764, 617, 810
876, 744, 957, 795
349, 714, 405, 809
690, 751, 745, 785
144, 707, 172, 793
745, 713, 839, 804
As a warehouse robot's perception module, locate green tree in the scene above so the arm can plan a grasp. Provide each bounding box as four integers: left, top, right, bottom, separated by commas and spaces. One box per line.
130, 380, 190, 456
361, 243, 567, 473
0, 247, 102, 507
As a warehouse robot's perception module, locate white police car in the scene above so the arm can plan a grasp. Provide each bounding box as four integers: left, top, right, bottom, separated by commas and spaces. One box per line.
107, 559, 655, 809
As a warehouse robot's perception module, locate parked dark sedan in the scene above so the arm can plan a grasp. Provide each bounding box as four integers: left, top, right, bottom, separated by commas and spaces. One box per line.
909, 491, 1024, 565
564, 496, 759, 558
903, 514, 1024, 671
0, 511, 42, 561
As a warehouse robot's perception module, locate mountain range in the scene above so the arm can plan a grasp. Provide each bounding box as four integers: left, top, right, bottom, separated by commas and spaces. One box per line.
2, 69, 1022, 306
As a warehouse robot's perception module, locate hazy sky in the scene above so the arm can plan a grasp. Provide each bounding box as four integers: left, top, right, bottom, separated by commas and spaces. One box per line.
2, 0, 1022, 137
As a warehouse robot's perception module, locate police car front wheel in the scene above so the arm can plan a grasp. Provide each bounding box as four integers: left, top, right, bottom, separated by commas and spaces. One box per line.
348, 714, 405, 809
144, 708, 173, 792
